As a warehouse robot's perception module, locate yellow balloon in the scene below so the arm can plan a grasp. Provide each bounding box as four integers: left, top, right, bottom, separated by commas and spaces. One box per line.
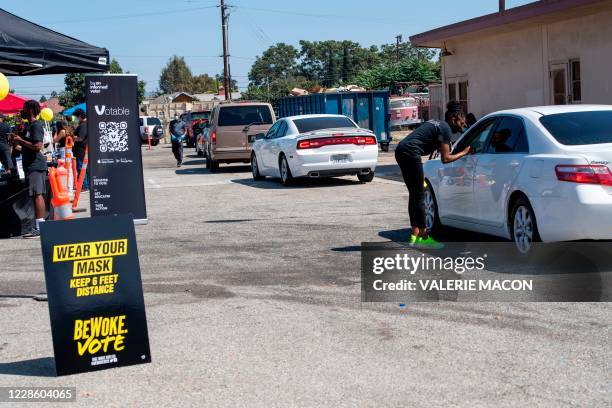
0, 72, 8, 101
40, 107, 54, 122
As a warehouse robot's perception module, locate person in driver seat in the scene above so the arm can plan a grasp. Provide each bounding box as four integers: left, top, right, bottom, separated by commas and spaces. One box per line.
395, 100, 472, 249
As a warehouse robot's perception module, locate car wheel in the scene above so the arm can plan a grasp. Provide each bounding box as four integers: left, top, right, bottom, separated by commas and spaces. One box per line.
510, 197, 541, 254
205, 150, 211, 169
251, 153, 264, 180
424, 183, 442, 235
151, 139, 159, 146
357, 171, 374, 182
279, 155, 293, 186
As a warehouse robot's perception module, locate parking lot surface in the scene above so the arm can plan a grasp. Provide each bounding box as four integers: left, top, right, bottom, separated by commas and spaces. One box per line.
0, 145, 610, 407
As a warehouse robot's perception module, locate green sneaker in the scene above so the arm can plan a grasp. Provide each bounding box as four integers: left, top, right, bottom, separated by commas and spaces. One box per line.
416, 236, 445, 249
409, 234, 418, 246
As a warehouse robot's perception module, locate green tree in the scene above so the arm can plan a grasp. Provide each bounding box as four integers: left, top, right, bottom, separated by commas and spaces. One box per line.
159, 56, 193, 94
192, 74, 218, 93
50, 90, 58, 98
58, 73, 85, 107
214, 74, 238, 93
355, 58, 440, 90
109, 58, 123, 74
39, 95, 47, 102
248, 43, 299, 87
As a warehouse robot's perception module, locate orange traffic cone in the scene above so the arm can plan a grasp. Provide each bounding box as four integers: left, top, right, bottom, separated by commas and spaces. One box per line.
49, 167, 74, 220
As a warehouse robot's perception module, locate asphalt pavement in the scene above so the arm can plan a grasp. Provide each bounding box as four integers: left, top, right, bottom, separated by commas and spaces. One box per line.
0, 144, 610, 407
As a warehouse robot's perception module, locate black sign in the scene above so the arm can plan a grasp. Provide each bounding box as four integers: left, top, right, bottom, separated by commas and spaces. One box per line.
40, 215, 151, 376
85, 75, 147, 223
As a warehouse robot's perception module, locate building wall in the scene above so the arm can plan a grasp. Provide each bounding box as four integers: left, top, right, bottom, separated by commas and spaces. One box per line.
442, 7, 612, 118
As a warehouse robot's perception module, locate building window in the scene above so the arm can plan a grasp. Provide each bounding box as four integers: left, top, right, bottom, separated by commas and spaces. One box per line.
448, 83, 457, 102
447, 80, 469, 113
458, 81, 468, 114
570, 59, 581, 103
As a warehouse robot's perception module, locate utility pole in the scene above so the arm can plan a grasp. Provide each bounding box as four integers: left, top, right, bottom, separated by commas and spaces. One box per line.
395, 34, 403, 62
221, 0, 231, 100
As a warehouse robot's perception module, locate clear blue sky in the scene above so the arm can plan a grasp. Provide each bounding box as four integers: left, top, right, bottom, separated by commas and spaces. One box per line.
6, 0, 533, 99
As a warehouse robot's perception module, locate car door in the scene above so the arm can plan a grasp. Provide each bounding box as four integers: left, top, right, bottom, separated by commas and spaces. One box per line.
267, 121, 288, 176
474, 115, 529, 227
438, 118, 498, 221
259, 121, 281, 173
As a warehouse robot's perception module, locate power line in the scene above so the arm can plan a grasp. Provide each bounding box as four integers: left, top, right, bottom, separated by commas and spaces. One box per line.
44, 5, 217, 24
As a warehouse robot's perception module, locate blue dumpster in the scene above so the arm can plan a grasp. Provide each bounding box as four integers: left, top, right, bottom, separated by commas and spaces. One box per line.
277, 91, 391, 151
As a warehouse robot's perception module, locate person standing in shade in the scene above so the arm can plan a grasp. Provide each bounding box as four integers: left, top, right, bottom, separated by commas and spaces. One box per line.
11, 100, 48, 238
170, 116, 186, 167
72, 109, 89, 191
0, 113, 13, 175
394, 101, 472, 249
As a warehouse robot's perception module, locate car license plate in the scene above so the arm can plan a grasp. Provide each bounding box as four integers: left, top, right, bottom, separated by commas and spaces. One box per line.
331, 154, 349, 163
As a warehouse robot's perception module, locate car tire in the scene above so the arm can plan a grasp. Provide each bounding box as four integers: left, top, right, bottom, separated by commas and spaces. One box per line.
151, 140, 159, 146
251, 153, 264, 181
196, 146, 204, 157
424, 182, 442, 236
510, 197, 541, 254
279, 154, 293, 186
357, 171, 374, 182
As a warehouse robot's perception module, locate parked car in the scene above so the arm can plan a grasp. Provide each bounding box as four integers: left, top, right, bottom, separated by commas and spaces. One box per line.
390, 97, 422, 129
139, 116, 163, 146
423, 105, 612, 253
251, 114, 378, 186
182, 110, 211, 148
203, 102, 275, 171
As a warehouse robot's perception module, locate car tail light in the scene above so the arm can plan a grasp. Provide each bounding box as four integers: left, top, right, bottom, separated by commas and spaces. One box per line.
211, 131, 217, 144
297, 135, 377, 149
555, 165, 612, 186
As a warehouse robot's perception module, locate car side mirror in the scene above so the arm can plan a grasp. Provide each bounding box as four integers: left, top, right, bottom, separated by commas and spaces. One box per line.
255, 133, 266, 140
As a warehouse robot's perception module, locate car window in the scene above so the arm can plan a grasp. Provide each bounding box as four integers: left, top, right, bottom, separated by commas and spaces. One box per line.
218, 105, 273, 126
454, 118, 497, 154
486, 116, 529, 153
276, 121, 288, 138
266, 121, 281, 139
139, 118, 143, 126
539, 111, 612, 145
292, 116, 356, 133
147, 117, 161, 126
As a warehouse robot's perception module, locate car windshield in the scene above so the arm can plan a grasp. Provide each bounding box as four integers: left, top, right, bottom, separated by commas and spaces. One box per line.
218, 106, 273, 126
147, 117, 161, 126
391, 99, 416, 109
191, 111, 210, 120
539, 111, 612, 145
293, 116, 356, 133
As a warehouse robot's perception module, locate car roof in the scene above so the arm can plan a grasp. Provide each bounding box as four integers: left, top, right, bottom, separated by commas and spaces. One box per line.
284, 114, 351, 121
217, 102, 271, 107
488, 104, 612, 117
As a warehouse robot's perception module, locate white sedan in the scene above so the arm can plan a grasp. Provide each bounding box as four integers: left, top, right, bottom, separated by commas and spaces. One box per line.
423, 105, 612, 252
251, 114, 379, 185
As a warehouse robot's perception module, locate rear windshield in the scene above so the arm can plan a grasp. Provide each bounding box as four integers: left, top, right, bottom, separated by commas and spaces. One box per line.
293, 116, 356, 133
191, 111, 210, 120
218, 106, 273, 126
539, 111, 612, 145
147, 117, 161, 126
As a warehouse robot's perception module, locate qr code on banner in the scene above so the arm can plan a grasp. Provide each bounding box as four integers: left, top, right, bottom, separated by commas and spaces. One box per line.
99, 121, 129, 152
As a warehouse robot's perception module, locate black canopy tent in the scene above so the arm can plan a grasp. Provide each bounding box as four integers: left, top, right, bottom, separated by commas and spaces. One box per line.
0, 8, 109, 76
0, 8, 110, 237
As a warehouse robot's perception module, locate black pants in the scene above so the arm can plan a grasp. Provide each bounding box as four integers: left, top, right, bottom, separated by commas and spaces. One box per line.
171, 139, 183, 164
395, 149, 426, 229
0, 141, 12, 172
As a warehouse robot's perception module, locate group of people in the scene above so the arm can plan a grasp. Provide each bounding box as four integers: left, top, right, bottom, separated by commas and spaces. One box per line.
0, 100, 89, 238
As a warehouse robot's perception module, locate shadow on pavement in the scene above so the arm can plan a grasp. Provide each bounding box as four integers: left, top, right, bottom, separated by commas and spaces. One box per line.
379, 227, 503, 243
175, 165, 252, 175
0, 357, 56, 377
374, 164, 403, 182
181, 159, 206, 166
232, 177, 362, 189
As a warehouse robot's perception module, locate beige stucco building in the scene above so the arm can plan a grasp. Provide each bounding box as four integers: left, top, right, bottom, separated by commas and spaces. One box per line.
411, 0, 612, 119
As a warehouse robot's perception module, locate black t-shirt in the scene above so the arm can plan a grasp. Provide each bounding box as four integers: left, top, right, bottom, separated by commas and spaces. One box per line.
0, 121, 10, 145
397, 120, 453, 157
22, 121, 48, 173
73, 121, 88, 158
